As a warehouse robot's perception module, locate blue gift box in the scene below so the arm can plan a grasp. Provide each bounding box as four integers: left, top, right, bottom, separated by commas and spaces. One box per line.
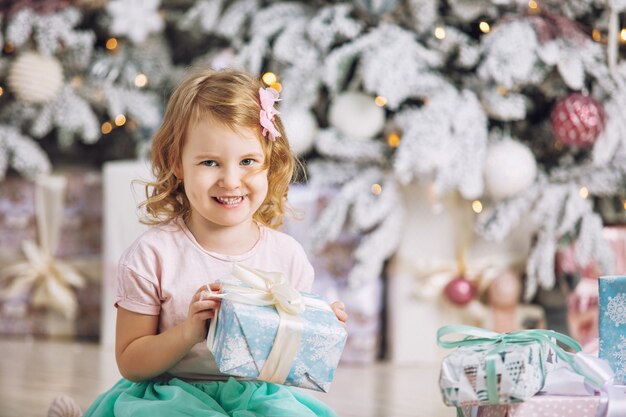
206, 286, 347, 392
599, 275, 626, 384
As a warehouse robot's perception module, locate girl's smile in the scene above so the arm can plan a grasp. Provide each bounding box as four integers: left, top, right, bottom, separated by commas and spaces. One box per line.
213, 195, 245, 206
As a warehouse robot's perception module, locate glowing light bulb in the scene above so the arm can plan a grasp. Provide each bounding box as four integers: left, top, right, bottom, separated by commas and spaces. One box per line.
387, 132, 401, 148
434, 27, 446, 40
479, 22, 490, 33
101, 122, 113, 134
375, 96, 387, 107
592, 28, 602, 42
0, 86, 4, 96
134, 74, 148, 87
471, 200, 483, 214
620, 29, 626, 43
371, 183, 383, 195
114, 114, 126, 126
262, 72, 277, 86
579, 187, 589, 199
106, 38, 118, 51
528, 0, 538, 9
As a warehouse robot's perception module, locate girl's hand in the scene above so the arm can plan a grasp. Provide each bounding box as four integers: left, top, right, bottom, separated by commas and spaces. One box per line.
330, 301, 348, 325
182, 283, 221, 345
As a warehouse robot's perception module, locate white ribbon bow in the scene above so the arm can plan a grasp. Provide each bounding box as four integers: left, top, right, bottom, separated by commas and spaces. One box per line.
207, 263, 331, 384
229, 264, 307, 315
541, 352, 626, 417
0, 176, 85, 319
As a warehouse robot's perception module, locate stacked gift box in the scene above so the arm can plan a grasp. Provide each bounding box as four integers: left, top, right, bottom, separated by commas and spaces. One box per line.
0, 169, 102, 340
437, 274, 626, 417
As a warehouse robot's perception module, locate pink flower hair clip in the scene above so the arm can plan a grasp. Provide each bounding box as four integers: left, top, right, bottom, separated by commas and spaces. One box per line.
259, 87, 281, 141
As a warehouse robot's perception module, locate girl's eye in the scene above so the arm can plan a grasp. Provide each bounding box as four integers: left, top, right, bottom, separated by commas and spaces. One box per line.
201, 160, 218, 167
240, 159, 256, 166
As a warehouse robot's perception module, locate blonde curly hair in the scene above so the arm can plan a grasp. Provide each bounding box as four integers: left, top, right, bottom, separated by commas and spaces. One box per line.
141, 68, 297, 229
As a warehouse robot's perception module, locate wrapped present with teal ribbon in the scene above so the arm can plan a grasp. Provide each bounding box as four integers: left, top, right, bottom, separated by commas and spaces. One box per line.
599, 275, 626, 384
206, 264, 347, 392
437, 325, 591, 408
457, 349, 626, 417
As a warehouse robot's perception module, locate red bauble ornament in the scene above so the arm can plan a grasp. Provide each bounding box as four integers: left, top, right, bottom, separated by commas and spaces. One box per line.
551, 93, 606, 148
444, 276, 476, 306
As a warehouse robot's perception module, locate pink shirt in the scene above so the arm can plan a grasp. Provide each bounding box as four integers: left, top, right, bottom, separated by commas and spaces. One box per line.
114, 217, 314, 380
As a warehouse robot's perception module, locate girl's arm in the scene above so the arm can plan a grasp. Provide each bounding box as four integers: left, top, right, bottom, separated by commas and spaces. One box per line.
115, 283, 221, 382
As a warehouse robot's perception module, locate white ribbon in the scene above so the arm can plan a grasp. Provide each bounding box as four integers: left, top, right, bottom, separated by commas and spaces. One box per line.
541, 352, 626, 417
0, 176, 85, 319
206, 263, 332, 384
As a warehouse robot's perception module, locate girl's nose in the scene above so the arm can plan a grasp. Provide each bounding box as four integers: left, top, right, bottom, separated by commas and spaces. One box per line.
218, 166, 242, 189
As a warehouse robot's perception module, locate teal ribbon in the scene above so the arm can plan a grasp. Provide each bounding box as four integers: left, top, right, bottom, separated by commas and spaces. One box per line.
437, 325, 604, 405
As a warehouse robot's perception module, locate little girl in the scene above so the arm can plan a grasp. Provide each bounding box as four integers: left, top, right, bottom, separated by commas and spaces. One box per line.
81, 68, 347, 417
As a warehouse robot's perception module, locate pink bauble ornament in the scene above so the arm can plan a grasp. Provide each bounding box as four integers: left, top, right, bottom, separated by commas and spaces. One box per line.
444, 276, 476, 306
551, 93, 605, 148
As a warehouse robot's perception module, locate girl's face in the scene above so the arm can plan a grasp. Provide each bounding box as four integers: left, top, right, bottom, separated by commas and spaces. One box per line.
178, 118, 269, 232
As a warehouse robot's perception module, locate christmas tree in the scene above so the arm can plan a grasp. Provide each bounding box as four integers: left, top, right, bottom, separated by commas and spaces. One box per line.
2, 0, 625, 306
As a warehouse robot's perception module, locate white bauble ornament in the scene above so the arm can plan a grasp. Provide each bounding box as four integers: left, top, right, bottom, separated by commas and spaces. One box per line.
282, 109, 318, 155
484, 139, 537, 201
328, 91, 385, 139
8, 53, 64, 104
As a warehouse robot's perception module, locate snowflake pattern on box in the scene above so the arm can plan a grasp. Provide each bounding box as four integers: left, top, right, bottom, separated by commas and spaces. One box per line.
612, 335, 626, 383
599, 276, 626, 384
605, 293, 626, 326
207, 289, 347, 392
439, 341, 550, 407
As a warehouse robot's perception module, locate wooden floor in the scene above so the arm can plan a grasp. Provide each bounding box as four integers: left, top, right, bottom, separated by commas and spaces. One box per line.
0, 337, 452, 417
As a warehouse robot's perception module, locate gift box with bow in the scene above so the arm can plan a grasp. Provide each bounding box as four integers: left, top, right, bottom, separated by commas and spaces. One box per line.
206, 264, 347, 392
0, 173, 101, 339
457, 348, 626, 417
437, 325, 596, 408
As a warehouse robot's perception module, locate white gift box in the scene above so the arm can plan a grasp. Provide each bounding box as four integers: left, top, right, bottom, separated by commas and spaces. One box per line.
101, 159, 152, 346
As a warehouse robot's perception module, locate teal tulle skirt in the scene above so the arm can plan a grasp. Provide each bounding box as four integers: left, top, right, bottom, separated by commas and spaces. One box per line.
83, 377, 338, 417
